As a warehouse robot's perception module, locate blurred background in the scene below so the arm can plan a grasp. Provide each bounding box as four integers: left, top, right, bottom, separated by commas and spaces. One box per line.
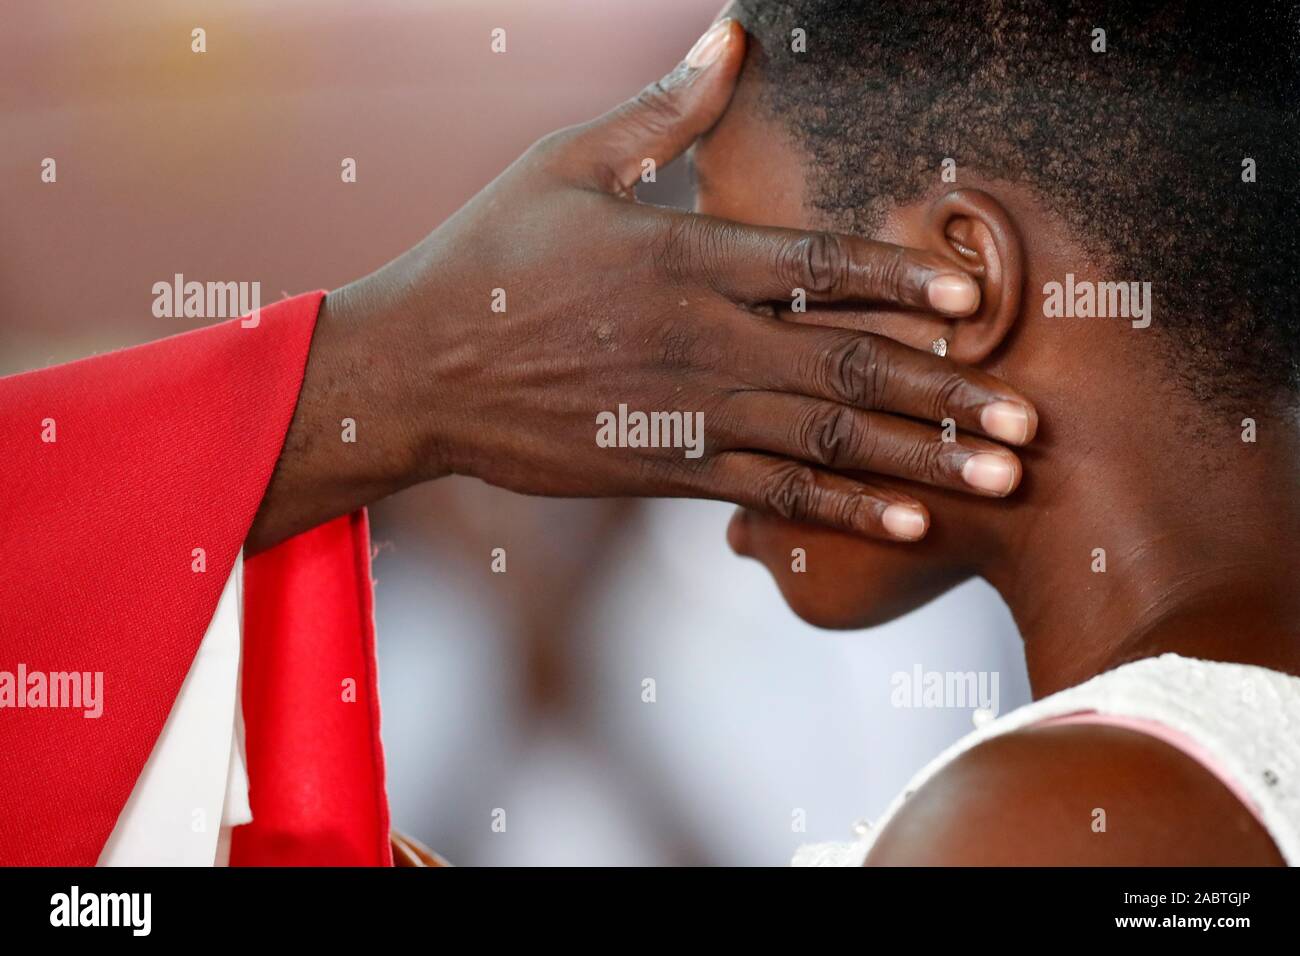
1, 0, 1030, 864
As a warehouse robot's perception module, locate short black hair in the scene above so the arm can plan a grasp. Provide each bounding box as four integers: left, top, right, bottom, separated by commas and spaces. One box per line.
733, 0, 1299, 405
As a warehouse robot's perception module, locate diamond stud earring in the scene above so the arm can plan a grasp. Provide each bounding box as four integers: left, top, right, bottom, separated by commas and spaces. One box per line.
931, 337, 948, 357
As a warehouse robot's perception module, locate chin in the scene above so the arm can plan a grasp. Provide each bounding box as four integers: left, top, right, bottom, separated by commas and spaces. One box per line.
772, 575, 932, 631
729, 507, 972, 630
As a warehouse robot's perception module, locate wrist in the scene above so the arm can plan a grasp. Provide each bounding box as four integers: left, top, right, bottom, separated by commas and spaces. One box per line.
321, 261, 466, 488
314, 279, 442, 492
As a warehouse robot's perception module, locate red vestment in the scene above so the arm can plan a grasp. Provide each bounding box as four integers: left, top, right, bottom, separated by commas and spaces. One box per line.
0, 291, 392, 866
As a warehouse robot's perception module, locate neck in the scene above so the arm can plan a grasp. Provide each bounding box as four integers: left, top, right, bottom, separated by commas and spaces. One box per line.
980, 396, 1300, 698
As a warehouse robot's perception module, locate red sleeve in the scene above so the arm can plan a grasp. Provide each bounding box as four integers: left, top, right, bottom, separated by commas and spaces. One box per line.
0, 291, 391, 867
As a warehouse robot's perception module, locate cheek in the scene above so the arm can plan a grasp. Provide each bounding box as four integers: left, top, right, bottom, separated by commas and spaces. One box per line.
728, 509, 953, 629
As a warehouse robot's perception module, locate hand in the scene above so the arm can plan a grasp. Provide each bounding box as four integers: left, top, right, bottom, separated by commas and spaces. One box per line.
249, 19, 1037, 553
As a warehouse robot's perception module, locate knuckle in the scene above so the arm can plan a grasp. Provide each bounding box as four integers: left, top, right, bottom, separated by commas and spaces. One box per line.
637, 452, 687, 490
930, 370, 972, 421
834, 492, 871, 533
652, 217, 727, 286
898, 434, 946, 482
629, 79, 686, 135
826, 336, 890, 408
796, 405, 860, 468
705, 392, 743, 446
658, 321, 700, 369
876, 245, 906, 299
653, 216, 696, 283
760, 463, 821, 523
782, 232, 847, 295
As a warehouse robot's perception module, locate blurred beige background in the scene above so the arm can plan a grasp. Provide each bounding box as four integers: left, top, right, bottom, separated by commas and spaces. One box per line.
1, 0, 1031, 864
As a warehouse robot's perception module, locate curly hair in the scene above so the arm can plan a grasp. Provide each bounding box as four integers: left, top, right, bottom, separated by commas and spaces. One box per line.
733, 0, 1300, 404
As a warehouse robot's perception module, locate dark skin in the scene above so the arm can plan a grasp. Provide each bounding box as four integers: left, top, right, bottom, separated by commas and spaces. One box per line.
868, 726, 1285, 866
246, 19, 1041, 555
694, 17, 1300, 865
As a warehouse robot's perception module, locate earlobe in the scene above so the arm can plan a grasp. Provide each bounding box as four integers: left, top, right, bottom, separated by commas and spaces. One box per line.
924, 190, 1024, 364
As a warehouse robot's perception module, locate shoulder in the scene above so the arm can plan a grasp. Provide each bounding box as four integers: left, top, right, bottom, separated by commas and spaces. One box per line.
864, 722, 1284, 866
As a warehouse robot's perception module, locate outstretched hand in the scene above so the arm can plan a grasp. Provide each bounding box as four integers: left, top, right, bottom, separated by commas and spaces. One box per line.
249, 18, 1037, 554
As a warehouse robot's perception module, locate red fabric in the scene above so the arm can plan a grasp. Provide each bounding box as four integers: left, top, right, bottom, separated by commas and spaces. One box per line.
0, 291, 391, 866
233, 512, 390, 866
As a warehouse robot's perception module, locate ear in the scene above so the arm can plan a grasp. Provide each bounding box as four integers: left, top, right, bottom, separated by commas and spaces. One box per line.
923, 189, 1024, 364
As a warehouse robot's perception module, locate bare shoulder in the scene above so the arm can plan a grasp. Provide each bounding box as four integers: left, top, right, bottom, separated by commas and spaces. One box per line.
864, 723, 1284, 866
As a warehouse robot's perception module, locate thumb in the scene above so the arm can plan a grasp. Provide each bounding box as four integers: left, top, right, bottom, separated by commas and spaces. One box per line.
569, 18, 746, 195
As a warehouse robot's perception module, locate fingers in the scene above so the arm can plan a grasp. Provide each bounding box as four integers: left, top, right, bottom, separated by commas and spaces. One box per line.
698, 452, 930, 542
556, 19, 746, 196
657, 211, 981, 316
737, 321, 1039, 446
717, 392, 1023, 497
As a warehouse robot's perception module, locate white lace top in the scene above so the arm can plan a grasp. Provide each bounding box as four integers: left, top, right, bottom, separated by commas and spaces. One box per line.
793, 653, 1300, 866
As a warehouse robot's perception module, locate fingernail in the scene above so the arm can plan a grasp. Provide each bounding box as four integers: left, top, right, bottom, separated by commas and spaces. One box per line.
961, 453, 1018, 495
882, 504, 927, 540
979, 401, 1034, 445
685, 18, 733, 69
927, 274, 979, 315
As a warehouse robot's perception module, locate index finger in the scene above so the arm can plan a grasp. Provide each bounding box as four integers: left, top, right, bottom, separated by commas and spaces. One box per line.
657, 211, 981, 316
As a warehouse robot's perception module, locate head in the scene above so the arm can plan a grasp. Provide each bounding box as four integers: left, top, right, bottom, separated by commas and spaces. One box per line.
696, 0, 1299, 630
